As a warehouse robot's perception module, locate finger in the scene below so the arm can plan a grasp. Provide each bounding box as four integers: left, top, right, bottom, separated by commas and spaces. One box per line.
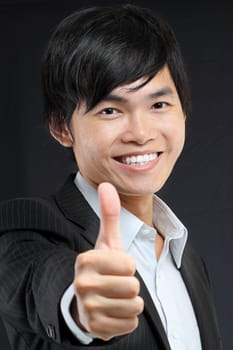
83, 295, 144, 319
75, 272, 139, 297
75, 250, 136, 276
95, 182, 123, 250
99, 275, 140, 298
86, 314, 140, 341
102, 296, 144, 318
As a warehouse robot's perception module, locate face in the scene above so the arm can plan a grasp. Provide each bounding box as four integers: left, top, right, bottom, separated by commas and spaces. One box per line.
65, 66, 185, 201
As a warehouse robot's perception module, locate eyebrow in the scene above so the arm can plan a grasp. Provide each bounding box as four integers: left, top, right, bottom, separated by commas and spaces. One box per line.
101, 86, 175, 104
147, 87, 175, 99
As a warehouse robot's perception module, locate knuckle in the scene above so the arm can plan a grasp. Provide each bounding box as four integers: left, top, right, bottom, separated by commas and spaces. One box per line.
73, 273, 98, 295
132, 276, 140, 292
122, 317, 139, 334
88, 317, 99, 333
132, 316, 139, 330
135, 296, 144, 314
129, 316, 139, 332
75, 251, 93, 270
88, 318, 112, 340
118, 252, 136, 275
83, 298, 99, 313
127, 256, 137, 275
101, 335, 113, 341
127, 276, 140, 296
74, 276, 86, 293
95, 330, 112, 341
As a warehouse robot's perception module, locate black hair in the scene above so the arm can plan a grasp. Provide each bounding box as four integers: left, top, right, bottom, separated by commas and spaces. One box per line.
42, 4, 191, 130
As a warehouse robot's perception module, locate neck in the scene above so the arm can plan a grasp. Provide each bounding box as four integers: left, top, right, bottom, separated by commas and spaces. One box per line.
119, 194, 154, 227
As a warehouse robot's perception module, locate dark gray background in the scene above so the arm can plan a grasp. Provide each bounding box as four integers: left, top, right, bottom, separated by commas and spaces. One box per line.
0, 0, 232, 349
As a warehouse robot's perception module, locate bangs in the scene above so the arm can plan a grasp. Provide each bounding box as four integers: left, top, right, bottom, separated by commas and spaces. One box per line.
62, 9, 168, 113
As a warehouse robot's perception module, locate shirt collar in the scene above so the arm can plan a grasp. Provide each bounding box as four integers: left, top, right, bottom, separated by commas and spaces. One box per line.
152, 195, 187, 268
74, 172, 187, 268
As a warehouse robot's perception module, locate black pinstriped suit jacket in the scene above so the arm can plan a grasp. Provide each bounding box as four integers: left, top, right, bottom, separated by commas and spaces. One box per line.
0, 175, 221, 350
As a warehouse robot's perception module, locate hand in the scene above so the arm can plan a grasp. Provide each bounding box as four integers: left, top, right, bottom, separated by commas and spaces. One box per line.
73, 183, 144, 341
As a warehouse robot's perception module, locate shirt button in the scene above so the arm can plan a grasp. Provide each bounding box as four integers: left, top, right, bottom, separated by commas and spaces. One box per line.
142, 228, 151, 235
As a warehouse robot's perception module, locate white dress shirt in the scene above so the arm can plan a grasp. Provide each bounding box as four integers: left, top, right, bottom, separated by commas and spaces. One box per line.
60, 172, 202, 349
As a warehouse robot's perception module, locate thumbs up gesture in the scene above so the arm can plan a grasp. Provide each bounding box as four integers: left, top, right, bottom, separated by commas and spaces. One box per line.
73, 183, 144, 341
95, 182, 123, 250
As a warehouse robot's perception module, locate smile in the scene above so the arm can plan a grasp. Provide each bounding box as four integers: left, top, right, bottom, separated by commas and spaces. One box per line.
117, 153, 159, 166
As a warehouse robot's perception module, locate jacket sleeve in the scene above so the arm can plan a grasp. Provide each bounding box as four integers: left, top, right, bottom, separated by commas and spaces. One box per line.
0, 197, 84, 345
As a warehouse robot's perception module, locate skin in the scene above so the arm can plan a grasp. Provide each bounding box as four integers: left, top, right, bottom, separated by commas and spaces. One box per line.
52, 65, 186, 340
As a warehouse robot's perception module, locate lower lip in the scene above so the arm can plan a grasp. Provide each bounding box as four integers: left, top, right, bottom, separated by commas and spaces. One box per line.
115, 154, 161, 172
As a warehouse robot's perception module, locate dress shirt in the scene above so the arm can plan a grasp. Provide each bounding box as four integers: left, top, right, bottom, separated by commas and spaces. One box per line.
60, 172, 202, 349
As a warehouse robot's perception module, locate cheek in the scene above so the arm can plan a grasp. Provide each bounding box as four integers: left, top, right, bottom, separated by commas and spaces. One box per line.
166, 119, 185, 153
74, 131, 109, 165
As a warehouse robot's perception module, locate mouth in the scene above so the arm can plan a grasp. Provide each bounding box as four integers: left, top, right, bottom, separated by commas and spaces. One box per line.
114, 152, 161, 167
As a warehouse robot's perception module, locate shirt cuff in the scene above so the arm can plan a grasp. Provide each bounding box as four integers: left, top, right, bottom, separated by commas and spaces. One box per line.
60, 283, 94, 345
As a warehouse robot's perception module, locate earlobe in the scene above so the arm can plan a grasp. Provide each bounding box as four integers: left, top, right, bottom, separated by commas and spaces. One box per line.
49, 124, 73, 147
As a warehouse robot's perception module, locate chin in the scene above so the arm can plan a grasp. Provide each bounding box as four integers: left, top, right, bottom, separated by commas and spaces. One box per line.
118, 184, 162, 197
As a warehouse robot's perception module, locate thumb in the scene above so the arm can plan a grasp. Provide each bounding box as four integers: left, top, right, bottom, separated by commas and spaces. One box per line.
95, 182, 123, 250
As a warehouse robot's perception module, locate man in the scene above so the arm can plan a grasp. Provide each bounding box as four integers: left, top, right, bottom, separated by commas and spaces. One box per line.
0, 4, 221, 350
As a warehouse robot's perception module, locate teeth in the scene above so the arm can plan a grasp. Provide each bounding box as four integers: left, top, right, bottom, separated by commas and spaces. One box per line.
122, 153, 158, 166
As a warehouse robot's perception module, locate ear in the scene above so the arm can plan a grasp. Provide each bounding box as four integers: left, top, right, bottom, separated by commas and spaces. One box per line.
49, 123, 73, 147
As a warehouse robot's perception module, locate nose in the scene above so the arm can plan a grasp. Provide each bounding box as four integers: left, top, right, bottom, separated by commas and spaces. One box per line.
121, 113, 156, 145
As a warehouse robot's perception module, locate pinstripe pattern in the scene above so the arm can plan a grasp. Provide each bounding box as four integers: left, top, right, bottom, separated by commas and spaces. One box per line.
0, 175, 221, 349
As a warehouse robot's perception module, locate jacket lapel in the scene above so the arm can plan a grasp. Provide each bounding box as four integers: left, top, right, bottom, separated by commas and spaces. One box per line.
180, 247, 222, 350
55, 174, 100, 246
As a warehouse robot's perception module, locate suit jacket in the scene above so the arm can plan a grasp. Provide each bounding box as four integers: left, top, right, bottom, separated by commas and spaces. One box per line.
0, 175, 222, 350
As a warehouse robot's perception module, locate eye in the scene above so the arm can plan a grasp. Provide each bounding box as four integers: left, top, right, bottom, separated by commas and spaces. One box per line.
152, 102, 169, 109
100, 107, 119, 115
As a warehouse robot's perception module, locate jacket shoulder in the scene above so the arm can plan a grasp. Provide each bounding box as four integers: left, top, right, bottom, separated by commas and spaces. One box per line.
0, 195, 65, 232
